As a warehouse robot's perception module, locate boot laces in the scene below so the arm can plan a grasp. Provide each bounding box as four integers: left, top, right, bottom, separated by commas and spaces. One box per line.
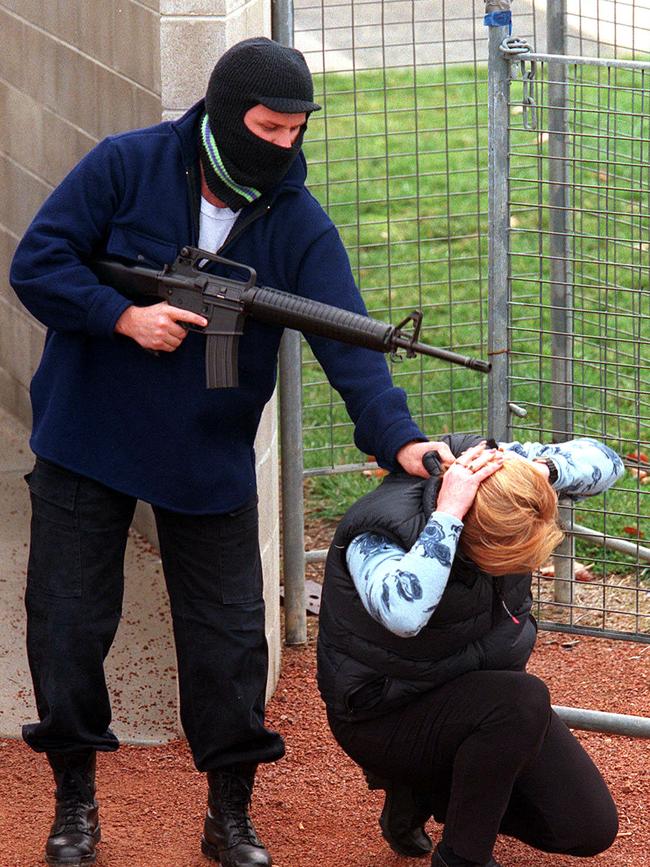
54, 771, 94, 834
216, 775, 261, 847
55, 802, 88, 834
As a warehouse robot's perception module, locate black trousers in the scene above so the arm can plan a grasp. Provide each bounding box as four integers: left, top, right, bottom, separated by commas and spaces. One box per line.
23, 457, 285, 772
328, 670, 618, 864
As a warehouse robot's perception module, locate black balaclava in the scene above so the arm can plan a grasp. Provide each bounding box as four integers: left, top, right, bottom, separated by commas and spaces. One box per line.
200, 37, 321, 211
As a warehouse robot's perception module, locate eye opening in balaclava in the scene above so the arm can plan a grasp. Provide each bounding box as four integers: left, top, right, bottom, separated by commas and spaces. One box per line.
200, 37, 322, 211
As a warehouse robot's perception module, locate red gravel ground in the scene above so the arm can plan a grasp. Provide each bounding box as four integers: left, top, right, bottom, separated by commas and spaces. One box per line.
0, 623, 648, 867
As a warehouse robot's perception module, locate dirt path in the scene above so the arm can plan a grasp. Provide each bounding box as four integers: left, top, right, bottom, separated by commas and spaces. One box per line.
0, 626, 648, 867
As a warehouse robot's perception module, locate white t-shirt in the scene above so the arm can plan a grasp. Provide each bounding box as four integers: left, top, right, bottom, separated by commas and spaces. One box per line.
198, 197, 239, 253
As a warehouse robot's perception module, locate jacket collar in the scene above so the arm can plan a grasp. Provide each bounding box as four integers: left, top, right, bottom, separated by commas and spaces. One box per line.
171, 99, 308, 200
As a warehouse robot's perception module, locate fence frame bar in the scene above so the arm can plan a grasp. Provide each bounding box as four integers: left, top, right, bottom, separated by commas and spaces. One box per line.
525, 52, 650, 71
274, 0, 308, 645
487, 16, 512, 441
546, 0, 576, 607
554, 705, 650, 737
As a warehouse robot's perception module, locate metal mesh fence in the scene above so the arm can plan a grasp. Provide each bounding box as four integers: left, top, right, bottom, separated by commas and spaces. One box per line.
294, 1, 650, 473
286, 1, 649, 642
294, 0, 535, 470
507, 50, 650, 639
566, 0, 650, 58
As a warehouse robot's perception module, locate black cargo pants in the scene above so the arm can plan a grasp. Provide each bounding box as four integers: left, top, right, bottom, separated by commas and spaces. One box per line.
23, 457, 284, 771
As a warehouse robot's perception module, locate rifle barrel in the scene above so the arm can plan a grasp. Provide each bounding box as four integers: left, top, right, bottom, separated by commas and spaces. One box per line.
391, 336, 491, 373
248, 287, 491, 373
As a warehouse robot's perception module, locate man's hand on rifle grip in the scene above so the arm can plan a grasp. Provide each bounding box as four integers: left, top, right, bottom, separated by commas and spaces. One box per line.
114, 303, 208, 352
396, 440, 456, 478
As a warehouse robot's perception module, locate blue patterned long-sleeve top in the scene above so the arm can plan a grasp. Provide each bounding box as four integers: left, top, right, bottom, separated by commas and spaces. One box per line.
347, 438, 624, 637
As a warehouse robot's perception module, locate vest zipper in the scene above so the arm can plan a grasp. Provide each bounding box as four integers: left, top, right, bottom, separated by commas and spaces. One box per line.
494, 578, 520, 625
500, 597, 521, 625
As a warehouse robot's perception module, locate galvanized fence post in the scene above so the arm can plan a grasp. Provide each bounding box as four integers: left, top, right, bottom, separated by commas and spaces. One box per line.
274, 0, 307, 645
547, 1, 575, 606
487, 2, 513, 441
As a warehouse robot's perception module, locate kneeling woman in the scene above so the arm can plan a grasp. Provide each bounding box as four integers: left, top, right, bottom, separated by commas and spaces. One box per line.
317, 435, 624, 867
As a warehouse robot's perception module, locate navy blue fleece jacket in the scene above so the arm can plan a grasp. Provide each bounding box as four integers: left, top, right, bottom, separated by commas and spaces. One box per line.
10, 101, 426, 513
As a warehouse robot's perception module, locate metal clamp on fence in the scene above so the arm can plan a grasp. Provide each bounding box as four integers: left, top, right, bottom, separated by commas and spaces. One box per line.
499, 37, 538, 130
508, 402, 528, 419
521, 60, 538, 130
499, 35, 531, 57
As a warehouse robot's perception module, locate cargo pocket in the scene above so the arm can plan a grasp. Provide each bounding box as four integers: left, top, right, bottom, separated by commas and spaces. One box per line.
25, 460, 82, 598
217, 502, 263, 604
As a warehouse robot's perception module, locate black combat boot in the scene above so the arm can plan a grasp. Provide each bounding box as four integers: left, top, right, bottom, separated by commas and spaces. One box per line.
201, 763, 271, 866
45, 751, 100, 866
364, 769, 433, 858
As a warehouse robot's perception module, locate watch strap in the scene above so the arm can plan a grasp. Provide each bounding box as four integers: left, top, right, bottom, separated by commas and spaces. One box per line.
536, 457, 559, 484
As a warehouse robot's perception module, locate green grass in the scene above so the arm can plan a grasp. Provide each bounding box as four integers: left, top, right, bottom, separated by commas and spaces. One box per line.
298, 62, 649, 565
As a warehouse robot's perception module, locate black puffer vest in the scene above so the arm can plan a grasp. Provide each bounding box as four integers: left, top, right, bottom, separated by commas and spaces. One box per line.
317, 434, 536, 720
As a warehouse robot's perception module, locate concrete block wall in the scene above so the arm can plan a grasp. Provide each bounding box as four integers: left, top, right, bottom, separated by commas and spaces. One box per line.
0, 0, 162, 422
0, 0, 281, 743
160, 0, 270, 117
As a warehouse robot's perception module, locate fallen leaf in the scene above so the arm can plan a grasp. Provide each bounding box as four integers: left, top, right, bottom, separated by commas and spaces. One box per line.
575, 566, 595, 583
537, 561, 596, 581
623, 526, 645, 539
362, 456, 388, 478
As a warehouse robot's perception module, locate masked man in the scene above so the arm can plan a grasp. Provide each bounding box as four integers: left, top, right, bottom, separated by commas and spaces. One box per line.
10, 37, 437, 867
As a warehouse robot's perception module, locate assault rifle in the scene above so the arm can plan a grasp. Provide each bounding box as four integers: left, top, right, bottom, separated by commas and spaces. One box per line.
92, 246, 491, 388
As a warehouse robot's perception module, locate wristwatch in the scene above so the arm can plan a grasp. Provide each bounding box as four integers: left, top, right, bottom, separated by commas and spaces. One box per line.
535, 457, 559, 484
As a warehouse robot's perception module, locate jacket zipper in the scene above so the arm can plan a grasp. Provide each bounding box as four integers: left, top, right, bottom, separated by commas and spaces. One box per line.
218, 199, 273, 254
186, 164, 273, 255
185, 165, 201, 245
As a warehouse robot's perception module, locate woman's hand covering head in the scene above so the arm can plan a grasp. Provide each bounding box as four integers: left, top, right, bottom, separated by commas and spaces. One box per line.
436, 442, 505, 521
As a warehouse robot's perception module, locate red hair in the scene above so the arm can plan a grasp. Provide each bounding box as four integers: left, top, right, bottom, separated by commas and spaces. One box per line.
459, 459, 564, 575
